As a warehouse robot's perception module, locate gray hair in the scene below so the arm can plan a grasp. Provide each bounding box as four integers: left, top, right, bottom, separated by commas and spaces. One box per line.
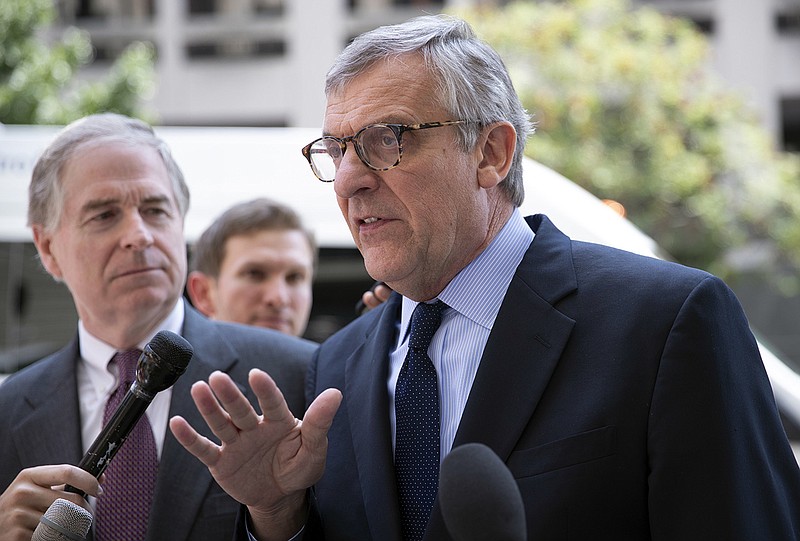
190, 197, 318, 277
326, 14, 533, 206
28, 112, 190, 230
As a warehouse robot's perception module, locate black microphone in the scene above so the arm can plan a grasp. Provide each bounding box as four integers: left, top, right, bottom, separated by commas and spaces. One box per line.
64, 330, 193, 497
32, 498, 93, 541
438, 443, 527, 541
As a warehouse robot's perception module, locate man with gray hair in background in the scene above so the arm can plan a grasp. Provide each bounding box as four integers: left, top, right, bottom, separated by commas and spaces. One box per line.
0, 113, 313, 541
172, 14, 800, 541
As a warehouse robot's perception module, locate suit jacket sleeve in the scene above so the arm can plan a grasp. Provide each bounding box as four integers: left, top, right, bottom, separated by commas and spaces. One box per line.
646, 275, 800, 539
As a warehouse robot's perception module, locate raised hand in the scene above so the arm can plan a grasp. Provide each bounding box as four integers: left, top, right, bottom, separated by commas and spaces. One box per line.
169, 368, 342, 541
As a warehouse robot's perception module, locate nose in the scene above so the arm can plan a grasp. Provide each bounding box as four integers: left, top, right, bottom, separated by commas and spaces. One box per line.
261, 278, 290, 308
333, 146, 380, 199
121, 212, 155, 250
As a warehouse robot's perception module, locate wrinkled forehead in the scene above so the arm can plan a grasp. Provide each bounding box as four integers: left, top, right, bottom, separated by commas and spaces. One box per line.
324, 56, 444, 134
60, 139, 160, 181
224, 229, 316, 262
59, 142, 173, 201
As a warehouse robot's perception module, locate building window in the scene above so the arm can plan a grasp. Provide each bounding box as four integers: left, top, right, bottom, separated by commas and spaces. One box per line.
691, 18, 714, 35
188, 0, 215, 15
73, 0, 155, 20
776, 11, 800, 35
188, 0, 284, 16
781, 97, 800, 153
348, 0, 444, 9
186, 39, 285, 59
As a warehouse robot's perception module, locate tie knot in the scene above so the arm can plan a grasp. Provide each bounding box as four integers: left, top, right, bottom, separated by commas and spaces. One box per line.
408, 300, 446, 351
111, 349, 142, 387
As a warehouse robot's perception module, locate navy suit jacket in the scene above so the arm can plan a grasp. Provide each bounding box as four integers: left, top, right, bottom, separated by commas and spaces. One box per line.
302, 215, 800, 540
0, 302, 315, 541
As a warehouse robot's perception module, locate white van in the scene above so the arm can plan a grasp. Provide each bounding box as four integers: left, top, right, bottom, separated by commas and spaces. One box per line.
1, 123, 798, 453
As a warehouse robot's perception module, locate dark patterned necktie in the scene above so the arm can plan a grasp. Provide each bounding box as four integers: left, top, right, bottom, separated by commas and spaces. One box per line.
94, 349, 158, 541
395, 300, 446, 541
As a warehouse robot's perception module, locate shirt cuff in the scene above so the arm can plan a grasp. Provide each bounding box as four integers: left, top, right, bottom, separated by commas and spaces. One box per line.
245, 509, 305, 541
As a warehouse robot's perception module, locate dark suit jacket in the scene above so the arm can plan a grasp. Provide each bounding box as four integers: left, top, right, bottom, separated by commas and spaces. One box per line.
302, 215, 800, 540
0, 302, 315, 541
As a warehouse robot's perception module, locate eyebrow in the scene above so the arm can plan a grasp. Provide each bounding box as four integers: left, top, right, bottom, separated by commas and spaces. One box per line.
79, 195, 172, 215
322, 119, 404, 138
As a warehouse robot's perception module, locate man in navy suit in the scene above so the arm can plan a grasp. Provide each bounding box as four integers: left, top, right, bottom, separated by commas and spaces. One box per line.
170, 15, 800, 540
0, 113, 314, 541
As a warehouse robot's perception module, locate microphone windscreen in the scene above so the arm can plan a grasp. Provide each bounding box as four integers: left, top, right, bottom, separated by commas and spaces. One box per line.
32, 498, 93, 541
149, 330, 193, 369
137, 330, 194, 394
439, 443, 526, 541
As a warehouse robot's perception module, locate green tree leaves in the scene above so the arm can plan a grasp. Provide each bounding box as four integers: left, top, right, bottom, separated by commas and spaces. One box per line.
0, 0, 155, 125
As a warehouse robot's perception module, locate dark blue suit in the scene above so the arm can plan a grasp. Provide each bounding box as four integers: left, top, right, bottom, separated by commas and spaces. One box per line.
304, 215, 800, 540
0, 302, 315, 541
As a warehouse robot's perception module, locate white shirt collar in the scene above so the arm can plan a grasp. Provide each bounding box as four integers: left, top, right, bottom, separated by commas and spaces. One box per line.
78, 300, 185, 392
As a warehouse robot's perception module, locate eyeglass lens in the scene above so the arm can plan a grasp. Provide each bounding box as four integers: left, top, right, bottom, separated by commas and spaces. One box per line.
309, 125, 400, 181
358, 125, 400, 169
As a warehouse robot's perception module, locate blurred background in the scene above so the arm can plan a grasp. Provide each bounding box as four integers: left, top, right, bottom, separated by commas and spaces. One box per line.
1, 0, 800, 376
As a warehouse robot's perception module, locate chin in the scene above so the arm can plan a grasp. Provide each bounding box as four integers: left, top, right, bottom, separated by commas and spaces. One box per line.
125, 289, 177, 313
365, 265, 399, 287
364, 255, 394, 282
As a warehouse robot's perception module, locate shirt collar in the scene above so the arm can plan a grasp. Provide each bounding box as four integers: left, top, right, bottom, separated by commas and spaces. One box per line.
79, 300, 185, 388
399, 209, 533, 339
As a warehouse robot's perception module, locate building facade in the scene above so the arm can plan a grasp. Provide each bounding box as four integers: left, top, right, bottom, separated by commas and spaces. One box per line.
54, 0, 800, 150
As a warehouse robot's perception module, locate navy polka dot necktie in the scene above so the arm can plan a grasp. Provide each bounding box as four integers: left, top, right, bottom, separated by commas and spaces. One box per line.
95, 349, 159, 541
395, 300, 446, 541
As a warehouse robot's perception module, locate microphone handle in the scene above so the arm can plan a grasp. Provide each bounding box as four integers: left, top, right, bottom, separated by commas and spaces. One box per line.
64, 386, 153, 498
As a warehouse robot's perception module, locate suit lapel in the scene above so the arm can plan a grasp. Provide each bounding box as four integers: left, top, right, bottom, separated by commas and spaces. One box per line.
147, 304, 240, 541
13, 340, 84, 468
451, 214, 577, 457
427, 215, 578, 539
346, 294, 405, 541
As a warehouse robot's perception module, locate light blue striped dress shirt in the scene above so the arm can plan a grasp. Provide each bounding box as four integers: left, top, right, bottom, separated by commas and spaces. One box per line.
388, 209, 535, 461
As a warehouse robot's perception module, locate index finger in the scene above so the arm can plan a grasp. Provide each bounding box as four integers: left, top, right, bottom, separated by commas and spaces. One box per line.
9, 465, 100, 513
26, 465, 101, 498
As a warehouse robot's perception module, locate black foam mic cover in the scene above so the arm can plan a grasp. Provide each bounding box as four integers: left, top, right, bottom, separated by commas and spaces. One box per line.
438, 442, 527, 541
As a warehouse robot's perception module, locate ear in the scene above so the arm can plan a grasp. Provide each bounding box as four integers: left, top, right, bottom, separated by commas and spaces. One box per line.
186, 271, 218, 318
32, 225, 64, 281
475, 122, 517, 190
